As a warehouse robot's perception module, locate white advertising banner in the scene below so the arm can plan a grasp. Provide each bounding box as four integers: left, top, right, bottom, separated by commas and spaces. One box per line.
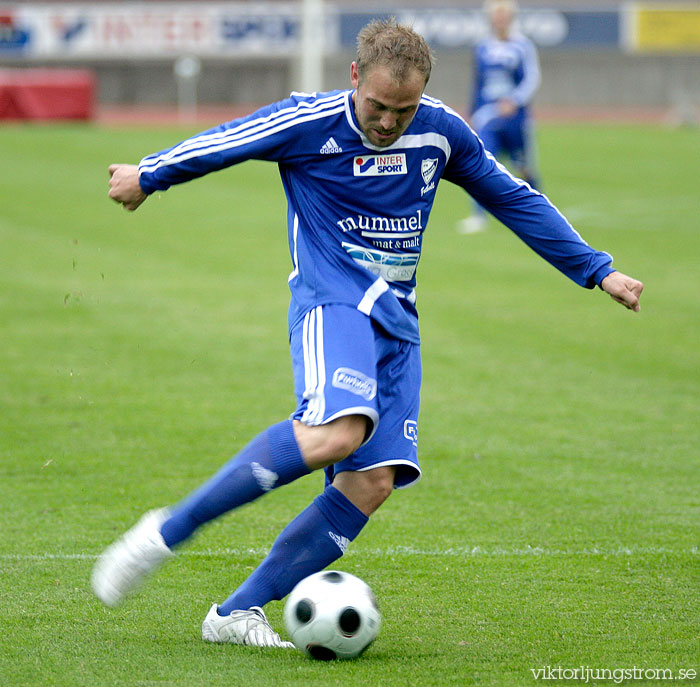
0, 3, 310, 59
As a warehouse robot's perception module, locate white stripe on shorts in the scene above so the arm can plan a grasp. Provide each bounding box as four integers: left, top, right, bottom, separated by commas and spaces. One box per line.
301, 307, 326, 425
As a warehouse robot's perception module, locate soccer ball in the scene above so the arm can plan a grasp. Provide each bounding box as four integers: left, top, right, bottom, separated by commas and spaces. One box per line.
284, 570, 381, 660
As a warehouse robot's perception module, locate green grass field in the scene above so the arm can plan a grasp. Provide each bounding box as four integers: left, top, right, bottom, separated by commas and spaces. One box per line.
1, 120, 698, 687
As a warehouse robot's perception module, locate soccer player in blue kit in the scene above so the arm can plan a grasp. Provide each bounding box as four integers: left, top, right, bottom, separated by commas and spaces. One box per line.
458, 0, 542, 234
93, 19, 643, 647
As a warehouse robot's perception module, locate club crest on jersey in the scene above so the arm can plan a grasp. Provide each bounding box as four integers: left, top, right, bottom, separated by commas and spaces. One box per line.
353, 153, 407, 177
420, 157, 438, 196
421, 158, 438, 185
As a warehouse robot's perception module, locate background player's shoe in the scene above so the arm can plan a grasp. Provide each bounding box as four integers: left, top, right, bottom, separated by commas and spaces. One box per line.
456, 215, 487, 234
91, 508, 173, 607
202, 603, 295, 648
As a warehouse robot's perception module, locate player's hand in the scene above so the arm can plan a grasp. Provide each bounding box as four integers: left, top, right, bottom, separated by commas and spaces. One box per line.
108, 164, 147, 211
497, 99, 517, 117
600, 271, 644, 312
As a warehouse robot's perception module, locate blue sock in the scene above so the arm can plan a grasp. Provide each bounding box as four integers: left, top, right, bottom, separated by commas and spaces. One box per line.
217, 484, 369, 614
159, 420, 309, 548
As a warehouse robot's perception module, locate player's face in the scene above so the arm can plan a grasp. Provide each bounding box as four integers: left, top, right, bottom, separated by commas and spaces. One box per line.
490, 7, 513, 39
351, 62, 425, 148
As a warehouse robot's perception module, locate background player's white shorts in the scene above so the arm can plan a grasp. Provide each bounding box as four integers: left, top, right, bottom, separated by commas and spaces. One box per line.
290, 304, 421, 489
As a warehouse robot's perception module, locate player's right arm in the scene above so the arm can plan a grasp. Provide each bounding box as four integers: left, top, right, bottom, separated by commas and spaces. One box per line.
107, 92, 341, 209
137, 93, 341, 194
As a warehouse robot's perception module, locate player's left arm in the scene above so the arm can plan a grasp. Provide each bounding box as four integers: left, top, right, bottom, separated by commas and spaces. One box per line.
442, 114, 644, 310
509, 39, 541, 108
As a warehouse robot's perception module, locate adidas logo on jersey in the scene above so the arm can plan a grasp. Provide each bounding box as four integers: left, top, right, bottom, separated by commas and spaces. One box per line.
320, 137, 343, 154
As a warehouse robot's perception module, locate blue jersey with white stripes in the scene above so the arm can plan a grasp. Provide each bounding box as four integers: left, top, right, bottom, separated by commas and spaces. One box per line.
471, 32, 540, 132
138, 89, 613, 343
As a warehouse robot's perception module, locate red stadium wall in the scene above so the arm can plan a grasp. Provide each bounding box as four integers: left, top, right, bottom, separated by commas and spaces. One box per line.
0, 68, 95, 120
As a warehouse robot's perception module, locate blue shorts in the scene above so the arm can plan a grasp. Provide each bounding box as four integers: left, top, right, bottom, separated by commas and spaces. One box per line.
290, 304, 421, 489
478, 113, 536, 173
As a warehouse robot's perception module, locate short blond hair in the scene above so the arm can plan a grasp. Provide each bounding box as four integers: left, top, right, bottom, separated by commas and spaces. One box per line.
356, 18, 434, 86
484, 0, 518, 15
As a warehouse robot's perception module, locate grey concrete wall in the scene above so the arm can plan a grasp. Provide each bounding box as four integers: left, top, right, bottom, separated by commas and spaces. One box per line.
94, 58, 291, 106
5, 50, 697, 113
325, 50, 700, 112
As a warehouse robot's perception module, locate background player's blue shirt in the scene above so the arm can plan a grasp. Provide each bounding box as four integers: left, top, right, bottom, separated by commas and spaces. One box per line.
138, 89, 613, 344
471, 32, 540, 132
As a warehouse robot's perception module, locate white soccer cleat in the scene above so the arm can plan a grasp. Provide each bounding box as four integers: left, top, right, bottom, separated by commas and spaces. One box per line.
456, 215, 487, 234
91, 508, 173, 607
202, 604, 295, 648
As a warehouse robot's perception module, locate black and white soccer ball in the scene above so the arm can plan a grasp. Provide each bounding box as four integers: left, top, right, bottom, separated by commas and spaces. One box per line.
284, 570, 381, 660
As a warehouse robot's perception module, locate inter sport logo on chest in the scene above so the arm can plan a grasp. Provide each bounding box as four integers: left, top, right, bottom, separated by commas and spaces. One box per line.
353, 153, 407, 177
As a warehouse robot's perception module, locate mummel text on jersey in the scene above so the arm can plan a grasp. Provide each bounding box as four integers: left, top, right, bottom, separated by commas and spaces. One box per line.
138, 89, 614, 344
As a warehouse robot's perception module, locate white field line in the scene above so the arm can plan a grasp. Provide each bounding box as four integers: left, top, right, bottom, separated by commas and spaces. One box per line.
1, 545, 698, 562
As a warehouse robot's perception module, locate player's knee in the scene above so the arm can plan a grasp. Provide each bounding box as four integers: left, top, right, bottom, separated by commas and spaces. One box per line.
365, 473, 394, 511
332, 466, 395, 515
294, 415, 368, 469
321, 423, 364, 462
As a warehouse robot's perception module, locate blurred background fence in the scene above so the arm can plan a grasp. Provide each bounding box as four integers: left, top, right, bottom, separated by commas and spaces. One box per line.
1, 0, 699, 121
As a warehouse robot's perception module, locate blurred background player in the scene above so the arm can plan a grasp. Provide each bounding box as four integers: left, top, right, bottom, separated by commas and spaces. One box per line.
458, 0, 542, 234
